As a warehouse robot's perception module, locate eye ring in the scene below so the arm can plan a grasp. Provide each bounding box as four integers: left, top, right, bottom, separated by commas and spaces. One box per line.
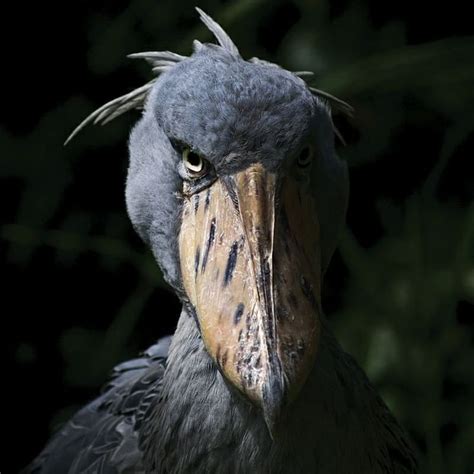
183, 148, 206, 177
297, 145, 314, 168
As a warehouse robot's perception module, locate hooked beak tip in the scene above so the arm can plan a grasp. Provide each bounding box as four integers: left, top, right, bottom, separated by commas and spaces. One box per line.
261, 370, 286, 440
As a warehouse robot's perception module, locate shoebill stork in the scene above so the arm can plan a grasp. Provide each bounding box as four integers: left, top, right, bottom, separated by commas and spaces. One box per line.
27, 8, 417, 474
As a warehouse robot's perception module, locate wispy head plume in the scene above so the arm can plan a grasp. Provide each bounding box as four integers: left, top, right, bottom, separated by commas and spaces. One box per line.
65, 7, 353, 145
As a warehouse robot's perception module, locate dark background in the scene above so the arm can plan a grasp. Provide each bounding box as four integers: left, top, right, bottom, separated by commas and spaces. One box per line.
2, 1, 473, 472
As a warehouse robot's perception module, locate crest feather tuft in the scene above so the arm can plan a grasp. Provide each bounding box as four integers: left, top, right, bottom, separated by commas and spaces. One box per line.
195, 7, 240, 56
65, 8, 353, 146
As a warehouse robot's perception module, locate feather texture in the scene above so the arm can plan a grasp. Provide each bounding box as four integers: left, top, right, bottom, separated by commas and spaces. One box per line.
64, 9, 353, 145
27, 311, 417, 473
64, 81, 155, 145
195, 7, 240, 56
25, 338, 171, 474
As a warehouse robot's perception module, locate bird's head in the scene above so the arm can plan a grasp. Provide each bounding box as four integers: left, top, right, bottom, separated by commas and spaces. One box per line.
69, 9, 350, 436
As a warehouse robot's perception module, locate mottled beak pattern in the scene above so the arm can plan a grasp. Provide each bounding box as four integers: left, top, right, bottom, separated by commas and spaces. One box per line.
179, 163, 321, 434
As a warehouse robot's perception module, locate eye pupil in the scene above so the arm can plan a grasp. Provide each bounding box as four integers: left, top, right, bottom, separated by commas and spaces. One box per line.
187, 151, 201, 167
297, 145, 313, 167
300, 147, 310, 161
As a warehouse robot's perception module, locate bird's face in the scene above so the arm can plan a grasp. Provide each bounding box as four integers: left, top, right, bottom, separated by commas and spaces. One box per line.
127, 48, 348, 433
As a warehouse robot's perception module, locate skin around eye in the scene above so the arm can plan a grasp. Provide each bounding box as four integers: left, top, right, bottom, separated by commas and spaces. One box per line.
297, 145, 313, 167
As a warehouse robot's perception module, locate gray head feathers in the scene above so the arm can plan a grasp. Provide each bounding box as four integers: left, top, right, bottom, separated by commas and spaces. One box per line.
64, 7, 353, 145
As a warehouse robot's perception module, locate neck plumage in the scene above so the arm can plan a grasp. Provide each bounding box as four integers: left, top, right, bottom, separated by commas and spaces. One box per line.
142, 308, 416, 474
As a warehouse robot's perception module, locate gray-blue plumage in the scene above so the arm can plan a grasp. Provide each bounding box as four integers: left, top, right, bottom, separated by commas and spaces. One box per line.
27, 338, 170, 473
27, 9, 417, 474
27, 314, 416, 473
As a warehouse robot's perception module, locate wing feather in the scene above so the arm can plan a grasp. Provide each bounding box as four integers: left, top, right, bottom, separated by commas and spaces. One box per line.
25, 337, 171, 474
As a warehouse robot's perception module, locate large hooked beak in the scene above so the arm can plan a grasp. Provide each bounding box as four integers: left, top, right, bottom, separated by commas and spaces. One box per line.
179, 163, 321, 436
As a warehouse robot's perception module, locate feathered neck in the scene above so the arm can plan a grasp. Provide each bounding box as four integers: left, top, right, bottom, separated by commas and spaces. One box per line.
142, 308, 417, 474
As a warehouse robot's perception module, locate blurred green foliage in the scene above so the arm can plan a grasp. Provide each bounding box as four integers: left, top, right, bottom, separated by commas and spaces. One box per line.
3, 1, 473, 472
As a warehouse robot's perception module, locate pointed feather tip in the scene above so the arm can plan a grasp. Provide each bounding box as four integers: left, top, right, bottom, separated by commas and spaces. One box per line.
195, 6, 209, 21
64, 130, 78, 146
194, 6, 239, 56
195, 6, 216, 34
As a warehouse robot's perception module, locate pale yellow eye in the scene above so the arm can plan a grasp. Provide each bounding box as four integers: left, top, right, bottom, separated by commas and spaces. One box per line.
297, 145, 314, 168
183, 148, 205, 176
